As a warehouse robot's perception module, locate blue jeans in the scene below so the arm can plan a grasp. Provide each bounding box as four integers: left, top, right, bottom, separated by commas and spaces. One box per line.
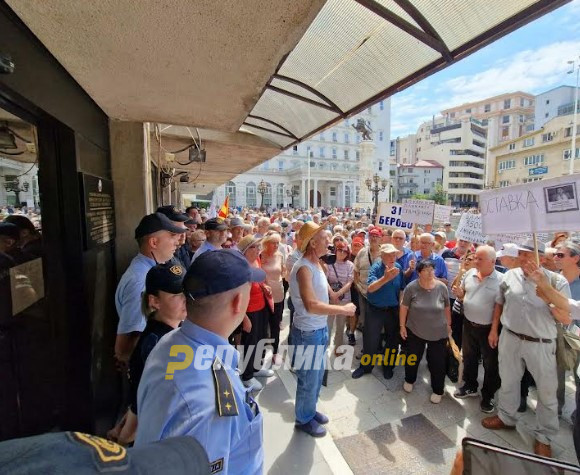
291, 325, 328, 425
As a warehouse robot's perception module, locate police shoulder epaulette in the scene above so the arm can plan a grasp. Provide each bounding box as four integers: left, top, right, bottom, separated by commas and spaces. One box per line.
212, 357, 239, 416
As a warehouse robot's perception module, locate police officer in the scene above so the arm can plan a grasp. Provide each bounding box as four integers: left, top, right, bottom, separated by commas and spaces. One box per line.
114, 213, 186, 364
135, 250, 265, 474
156, 205, 191, 268
190, 218, 228, 264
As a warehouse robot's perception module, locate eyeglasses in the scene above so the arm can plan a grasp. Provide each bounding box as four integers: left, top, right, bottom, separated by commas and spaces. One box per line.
554, 252, 567, 258
336, 249, 348, 253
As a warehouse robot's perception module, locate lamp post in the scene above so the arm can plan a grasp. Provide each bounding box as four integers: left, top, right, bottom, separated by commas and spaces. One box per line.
568, 57, 580, 175
4, 177, 29, 205
286, 185, 299, 208
365, 173, 388, 222
257, 179, 267, 211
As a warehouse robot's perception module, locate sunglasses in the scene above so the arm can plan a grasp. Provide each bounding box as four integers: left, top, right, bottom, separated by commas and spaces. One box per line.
554, 252, 567, 258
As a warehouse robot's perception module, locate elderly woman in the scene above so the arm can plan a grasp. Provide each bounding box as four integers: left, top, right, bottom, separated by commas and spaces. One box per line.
238, 235, 274, 392
400, 259, 451, 404
326, 240, 354, 356
260, 231, 285, 363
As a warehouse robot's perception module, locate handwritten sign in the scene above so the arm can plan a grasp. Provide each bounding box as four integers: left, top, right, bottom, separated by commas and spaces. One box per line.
480, 174, 580, 234
433, 205, 453, 223
456, 213, 487, 244
400, 199, 435, 225
375, 203, 413, 229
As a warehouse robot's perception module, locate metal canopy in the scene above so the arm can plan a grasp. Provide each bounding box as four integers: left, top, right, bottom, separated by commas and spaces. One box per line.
242, 0, 569, 148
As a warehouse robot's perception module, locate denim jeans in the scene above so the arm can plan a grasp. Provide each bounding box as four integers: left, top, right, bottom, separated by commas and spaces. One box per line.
291, 325, 328, 425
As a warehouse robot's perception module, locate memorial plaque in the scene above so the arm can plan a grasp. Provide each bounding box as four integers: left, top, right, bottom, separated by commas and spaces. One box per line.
80, 173, 115, 249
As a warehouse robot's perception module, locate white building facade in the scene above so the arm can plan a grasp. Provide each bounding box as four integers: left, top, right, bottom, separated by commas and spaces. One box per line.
535, 85, 579, 130
215, 100, 391, 209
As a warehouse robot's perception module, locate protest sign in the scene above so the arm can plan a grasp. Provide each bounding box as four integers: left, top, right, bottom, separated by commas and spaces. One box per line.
400, 199, 435, 225
433, 205, 453, 223
487, 232, 551, 249
480, 174, 580, 234
376, 203, 413, 229
456, 213, 487, 244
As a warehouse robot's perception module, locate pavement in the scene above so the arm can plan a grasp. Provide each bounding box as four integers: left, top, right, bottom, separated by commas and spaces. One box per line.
253, 307, 580, 474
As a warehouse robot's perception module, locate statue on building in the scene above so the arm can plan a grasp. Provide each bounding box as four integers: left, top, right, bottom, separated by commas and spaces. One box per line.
352, 119, 373, 141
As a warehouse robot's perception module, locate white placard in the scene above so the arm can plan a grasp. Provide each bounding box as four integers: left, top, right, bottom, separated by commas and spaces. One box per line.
375, 203, 413, 230
400, 199, 435, 225
433, 205, 453, 223
456, 213, 487, 244
480, 174, 580, 234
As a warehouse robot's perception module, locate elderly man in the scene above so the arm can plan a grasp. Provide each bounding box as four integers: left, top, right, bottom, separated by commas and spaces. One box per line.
453, 245, 502, 413
352, 244, 404, 380
496, 243, 519, 273
541, 247, 559, 272
229, 217, 245, 251
392, 229, 415, 280
482, 239, 571, 457
190, 218, 228, 264
255, 217, 270, 238
407, 233, 448, 284
135, 250, 265, 473
114, 213, 186, 363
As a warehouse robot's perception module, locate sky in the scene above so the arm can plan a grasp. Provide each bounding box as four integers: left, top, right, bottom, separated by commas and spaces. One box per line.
389, 0, 580, 138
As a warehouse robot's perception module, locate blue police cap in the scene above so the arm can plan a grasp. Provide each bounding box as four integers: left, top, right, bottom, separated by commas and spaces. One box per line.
184, 249, 265, 299
156, 205, 189, 222
203, 218, 228, 231
0, 222, 19, 240
135, 212, 187, 239
0, 431, 210, 474
145, 262, 185, 295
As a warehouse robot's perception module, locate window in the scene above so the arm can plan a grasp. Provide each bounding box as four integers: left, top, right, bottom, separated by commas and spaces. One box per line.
498, 160, 516, 171
344, 133, 350, 143
502, 115, 510, 124
278, 160, 284, 171
306, 146, 312, 157
501, 127, 509, 139
332, 132, 337, 142
519, 114, 524, 123
225, 181, 236, 207
246, 182, 256, 207
262, 161, 269, 170
379, 131, 384, 141
355, 151, 360, 160
319, 147, 325, 158
523, 177, 543, 183
542, 132, 554, 143
263, 183, 272, 206
378, 161, 383, 171
545, 112, 549, 118
319, 133, 325, 141
390, 140, 395, 156
330, 187, 336, 196
292, 145, 298, 155
465, 108, 472, 113
276, 184, 284, 206
504, 99, 511, 109
523, 137, 535, 147
563, 148, 580, 160
484, 104, 491, 112
565, 126, 580, 137
499, 180, 510, 188
523, 154, 544, 166
546, 99, 550, 105
508, 143, 516, 151
450, 112, 455, 118
526, 124, 534, 132
356, 134, 361, 144
481, 119, 488, 126
520, 98, 526, 107
344, 149, 349, 160
332, 147, 337, 159
380, 101, 384, 111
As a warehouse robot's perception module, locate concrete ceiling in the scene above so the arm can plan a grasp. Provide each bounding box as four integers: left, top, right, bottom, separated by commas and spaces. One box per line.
6, 0, 325, 132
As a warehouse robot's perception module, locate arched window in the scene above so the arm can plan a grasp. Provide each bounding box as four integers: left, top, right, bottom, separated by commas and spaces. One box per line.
345, 185, 351, 207
246, 181, 256, 208
263, 182, 273, 207
225, 181, 236, 207
276, 184, 284, 207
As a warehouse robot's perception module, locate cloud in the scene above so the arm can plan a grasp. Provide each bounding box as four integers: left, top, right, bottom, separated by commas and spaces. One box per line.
390, 38, 580, 137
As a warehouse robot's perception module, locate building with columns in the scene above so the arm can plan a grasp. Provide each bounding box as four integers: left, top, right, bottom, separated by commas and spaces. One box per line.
214, 100, 391, 208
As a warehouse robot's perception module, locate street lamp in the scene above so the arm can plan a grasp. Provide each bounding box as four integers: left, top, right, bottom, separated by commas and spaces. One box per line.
567, 57, 580, 175
286, 185, 299, 208
365, 173, 388, 221
257, 180, 267, 211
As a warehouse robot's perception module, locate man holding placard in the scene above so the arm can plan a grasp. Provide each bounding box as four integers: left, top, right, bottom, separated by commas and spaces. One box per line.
407, 233, 448, 284
482, 239, 571, 457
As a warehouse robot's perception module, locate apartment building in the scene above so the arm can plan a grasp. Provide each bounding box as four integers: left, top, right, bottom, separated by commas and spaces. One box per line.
396, 160, 443, 202
490, 115, 580, 188
535, 85, 579, 130
389, 133, 417, 165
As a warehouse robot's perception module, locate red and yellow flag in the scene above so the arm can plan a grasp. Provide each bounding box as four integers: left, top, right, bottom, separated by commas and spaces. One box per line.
217, 194, 229, 221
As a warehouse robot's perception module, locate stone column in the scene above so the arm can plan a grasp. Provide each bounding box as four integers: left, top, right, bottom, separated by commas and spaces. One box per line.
357, 140, 375, 208
313, 179, 318, 208
341, 181, 346, 208
301, 179, 306, 208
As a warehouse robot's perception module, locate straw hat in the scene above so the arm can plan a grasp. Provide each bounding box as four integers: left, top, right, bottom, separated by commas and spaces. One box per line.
298, 222, 323, 253
379, 243, 397, 254
237, 235, 262, 254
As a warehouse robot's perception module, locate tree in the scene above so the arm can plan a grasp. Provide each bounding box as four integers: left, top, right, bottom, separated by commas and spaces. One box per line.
410, 184, 448, 205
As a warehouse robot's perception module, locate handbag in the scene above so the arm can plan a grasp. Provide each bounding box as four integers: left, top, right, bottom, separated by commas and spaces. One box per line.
329, 264, 344, 300
556, 323, 580, 371
445, 336, 461, 383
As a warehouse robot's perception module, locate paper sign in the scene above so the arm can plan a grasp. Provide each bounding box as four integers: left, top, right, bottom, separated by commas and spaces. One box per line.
480, 174, 580, 234
375, 203, 413, 229
10, 258, 45, 315
400, 199, 435, 225
456, 213, 487, 244
433, 205, 453, 223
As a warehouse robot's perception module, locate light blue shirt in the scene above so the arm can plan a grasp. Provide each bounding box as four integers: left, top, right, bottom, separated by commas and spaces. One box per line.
135, 320, 263, 475
289, 257, 329, 331
190, 240, 220, 264
115, 253, 156, 334
407, 251, 448, 283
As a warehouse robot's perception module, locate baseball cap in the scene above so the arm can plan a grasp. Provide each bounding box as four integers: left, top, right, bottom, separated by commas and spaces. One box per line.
0, 431, 209, 474
497, 243, 519, 258
434, 231, 447, 240
356, 229, 366, 235
298, 222, 324, 253
229, 217, 245, 228
516, 238, 545, 254
184, 250, 266, 300
352, 237, 365, 247
156, 205, 189, 222
204, 218, 228, 231
135, 213, 188, 239
145, 262, 185, 295
0, 222, 20, 240
369, 228, 382, 237
379, 244, 397, 254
